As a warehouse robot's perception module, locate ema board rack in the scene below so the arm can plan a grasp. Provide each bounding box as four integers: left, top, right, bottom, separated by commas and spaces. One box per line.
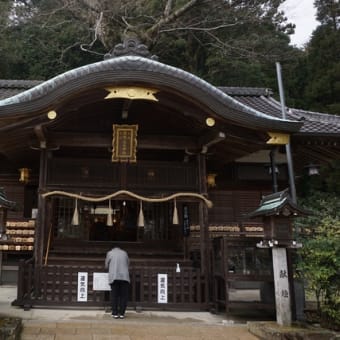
0, 220, 35, 251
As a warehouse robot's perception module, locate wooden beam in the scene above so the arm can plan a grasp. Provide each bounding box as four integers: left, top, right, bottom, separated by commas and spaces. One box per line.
121, 100, 132, 119
198, 131, 226, 153
34, 125, 47, 148
299, 145, 337, 163
140, 135, 198, 150
47, 132, 198, 150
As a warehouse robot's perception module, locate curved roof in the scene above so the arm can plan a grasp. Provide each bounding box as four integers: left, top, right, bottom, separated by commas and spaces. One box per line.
0, 55, 302, 133
219, 88, 340, 136
0, 79, 43, 100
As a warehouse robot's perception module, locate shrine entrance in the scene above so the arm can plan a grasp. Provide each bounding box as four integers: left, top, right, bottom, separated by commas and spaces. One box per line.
0, 39, 307, 312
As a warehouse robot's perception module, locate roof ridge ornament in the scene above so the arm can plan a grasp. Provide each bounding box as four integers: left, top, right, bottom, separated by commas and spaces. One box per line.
104, 37, 158, 60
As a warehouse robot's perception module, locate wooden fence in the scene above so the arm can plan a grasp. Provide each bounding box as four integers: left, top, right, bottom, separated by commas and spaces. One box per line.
13, 258, 210, 310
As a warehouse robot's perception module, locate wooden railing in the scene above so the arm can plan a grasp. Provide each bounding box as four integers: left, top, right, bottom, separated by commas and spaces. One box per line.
15, 257, 35, 310
211, 237, 275, 314
13, 263, 210, 310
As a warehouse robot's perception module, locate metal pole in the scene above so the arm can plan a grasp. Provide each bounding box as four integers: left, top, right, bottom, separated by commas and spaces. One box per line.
276, 62, 299, 326
276, 62, 297, 203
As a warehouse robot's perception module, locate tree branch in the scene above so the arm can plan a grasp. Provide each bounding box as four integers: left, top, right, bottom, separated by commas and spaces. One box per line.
146, 0, 200, 41
163, 0, 173, 17
159, 22, 239, 33
80, 11, 106, 53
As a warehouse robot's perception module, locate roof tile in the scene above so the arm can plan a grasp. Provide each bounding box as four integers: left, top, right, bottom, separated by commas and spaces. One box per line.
0, 76, 338, 135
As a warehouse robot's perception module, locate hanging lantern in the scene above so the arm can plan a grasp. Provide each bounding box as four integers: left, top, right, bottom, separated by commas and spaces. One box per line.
207, 173, 217, 188
107, 200, 113, 226
305, 163, 320, 176
71, 199, 79, 226
19, 168, 30, 184
172, 199, 179, 225
137, 200, 145, 227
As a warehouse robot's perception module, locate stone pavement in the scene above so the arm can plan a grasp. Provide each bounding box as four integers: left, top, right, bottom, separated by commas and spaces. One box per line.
1, 285, 259, 340
20, 314, 259, 340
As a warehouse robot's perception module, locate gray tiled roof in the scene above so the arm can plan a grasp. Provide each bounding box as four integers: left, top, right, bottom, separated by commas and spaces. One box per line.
219, 87, 340, 135
0, 79, 43, 100
289, 108, 340, 134
265, 96, 340, 135
0, 65, 339, 135
0, 56, 302, 133
218, 87, 273, 96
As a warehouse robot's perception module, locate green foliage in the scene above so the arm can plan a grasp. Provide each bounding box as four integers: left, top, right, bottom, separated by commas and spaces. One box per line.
314, 0, 340, 29
0, 0, 101, 79
0, 0, 339, 116
278, 1, 340, 112
0, 0, 298, 86
298, 160, 340, 196
303, 25, 340, 114
295, 162, 340, 329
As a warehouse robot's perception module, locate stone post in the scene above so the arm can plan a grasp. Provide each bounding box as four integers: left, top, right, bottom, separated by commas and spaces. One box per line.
272, 247, 292, 325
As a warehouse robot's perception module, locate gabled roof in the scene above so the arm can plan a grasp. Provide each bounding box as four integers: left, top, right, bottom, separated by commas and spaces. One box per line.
245, 188, 310, 218
0, 39, 338, 171
1, 77, 339, 136
0, 55, 301, 133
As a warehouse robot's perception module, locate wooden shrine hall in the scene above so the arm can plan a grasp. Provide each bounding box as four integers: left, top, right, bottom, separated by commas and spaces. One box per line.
0, 38, 339, 313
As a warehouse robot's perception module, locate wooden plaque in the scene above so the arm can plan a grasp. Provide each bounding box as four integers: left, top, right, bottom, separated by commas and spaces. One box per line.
112, 124, 138, 162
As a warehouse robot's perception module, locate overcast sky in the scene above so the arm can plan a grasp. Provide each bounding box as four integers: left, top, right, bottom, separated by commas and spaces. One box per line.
281, 0, 319, 47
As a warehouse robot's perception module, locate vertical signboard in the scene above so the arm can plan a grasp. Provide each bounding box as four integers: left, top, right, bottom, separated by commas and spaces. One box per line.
77, 272, 88, 302
157, 273, 168, 303
112, 124, 138, 162
272, 248, 292, 325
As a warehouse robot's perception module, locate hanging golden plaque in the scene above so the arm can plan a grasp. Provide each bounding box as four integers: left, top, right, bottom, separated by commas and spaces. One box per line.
105, 87, 158, 101
112, 124, 138, 162
266, 132, 290, 145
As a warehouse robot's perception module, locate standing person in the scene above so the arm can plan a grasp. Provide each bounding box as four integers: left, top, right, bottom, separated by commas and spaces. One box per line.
105, 246, 130, 319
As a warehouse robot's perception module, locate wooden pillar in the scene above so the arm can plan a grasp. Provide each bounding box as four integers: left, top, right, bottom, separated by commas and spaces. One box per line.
0, 206, 9, 284
197, 154, 209, 275
120, 162, 127, 189
272, 247, 292, 325
0, 209, 7, 235
0, 250, 3, 285
34, 148, 48, 266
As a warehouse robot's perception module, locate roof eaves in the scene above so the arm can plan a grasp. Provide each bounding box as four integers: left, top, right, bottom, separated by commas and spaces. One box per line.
0, 79, 43, 89
0, 56, 302, 132
218, 87, 273, 97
